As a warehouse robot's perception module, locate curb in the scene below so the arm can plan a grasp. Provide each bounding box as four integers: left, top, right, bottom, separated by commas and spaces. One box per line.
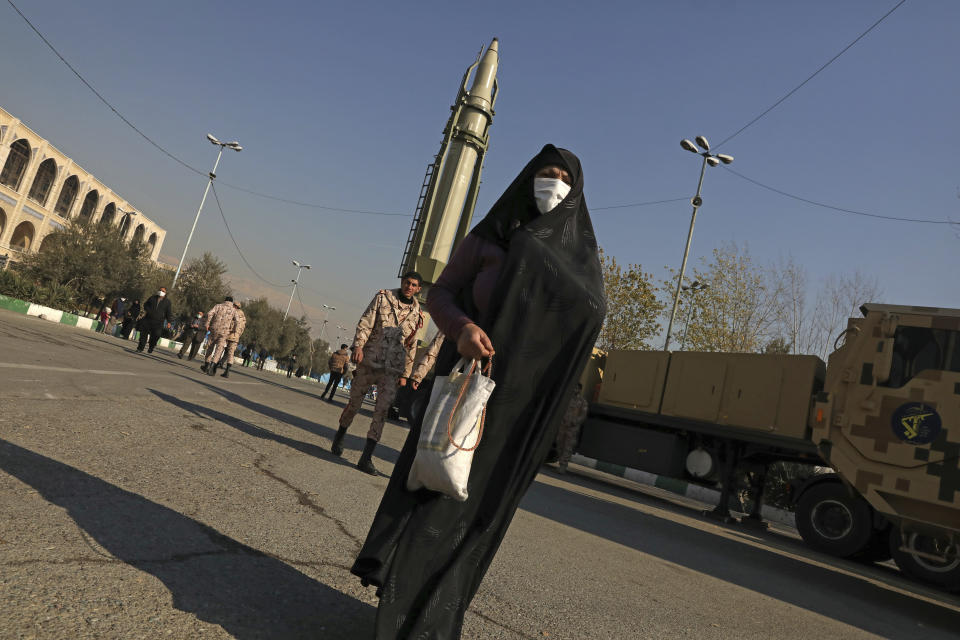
569, 453, 797, 528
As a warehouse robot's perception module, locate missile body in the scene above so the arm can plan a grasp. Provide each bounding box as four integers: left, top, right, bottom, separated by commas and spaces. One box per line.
399, 39, 499, 287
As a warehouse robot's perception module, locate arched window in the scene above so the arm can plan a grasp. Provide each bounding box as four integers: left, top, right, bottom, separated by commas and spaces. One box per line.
132, 223, 145, 244
38, 234, 60, 253
27, 158, 57, 206
0, 207, 6, 239
118, 212, 133, 237
0, 139, 31, 190
10, 220, 35, 251
78, 190, 99, 221
54, 175, 79, 217
100, 203, 116, 226
147, 232, 158, 253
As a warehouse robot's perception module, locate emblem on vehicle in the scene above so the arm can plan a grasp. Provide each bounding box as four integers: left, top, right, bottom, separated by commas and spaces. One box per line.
891, 402, 942, 445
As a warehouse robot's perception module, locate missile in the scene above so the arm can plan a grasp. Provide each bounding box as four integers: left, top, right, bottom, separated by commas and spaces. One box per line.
399, 38, 500, 289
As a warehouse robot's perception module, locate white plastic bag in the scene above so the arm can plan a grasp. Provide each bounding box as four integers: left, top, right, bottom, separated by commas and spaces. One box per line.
406, 358, 495, 501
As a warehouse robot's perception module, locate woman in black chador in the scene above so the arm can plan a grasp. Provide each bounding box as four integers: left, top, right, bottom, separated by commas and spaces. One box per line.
352, 145, 605, 638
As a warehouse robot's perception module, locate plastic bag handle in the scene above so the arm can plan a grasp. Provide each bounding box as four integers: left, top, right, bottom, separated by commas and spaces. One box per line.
446, 356, 492, 452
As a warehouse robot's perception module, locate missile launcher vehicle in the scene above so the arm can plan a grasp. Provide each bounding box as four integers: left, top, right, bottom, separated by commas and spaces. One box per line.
579, 303, 960, 589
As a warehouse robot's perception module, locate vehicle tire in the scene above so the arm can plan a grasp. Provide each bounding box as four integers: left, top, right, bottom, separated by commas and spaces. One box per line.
889, 528, 960, 591
795, 481, 873, 558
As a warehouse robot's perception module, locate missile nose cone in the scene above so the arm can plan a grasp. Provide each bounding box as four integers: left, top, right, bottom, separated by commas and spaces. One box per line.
488, 38, 499, 53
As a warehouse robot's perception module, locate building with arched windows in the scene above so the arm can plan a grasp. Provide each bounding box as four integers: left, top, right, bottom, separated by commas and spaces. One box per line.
0, 106, 166, 263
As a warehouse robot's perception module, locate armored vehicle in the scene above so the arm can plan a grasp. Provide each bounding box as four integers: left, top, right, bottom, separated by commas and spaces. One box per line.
578, 304, 960, 589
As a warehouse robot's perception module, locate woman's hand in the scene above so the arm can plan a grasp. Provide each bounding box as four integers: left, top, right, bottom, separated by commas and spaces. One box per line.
457, 323, 494, 360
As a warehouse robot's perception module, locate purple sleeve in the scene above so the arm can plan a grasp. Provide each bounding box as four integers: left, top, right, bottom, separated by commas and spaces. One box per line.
427, 233, 483, 340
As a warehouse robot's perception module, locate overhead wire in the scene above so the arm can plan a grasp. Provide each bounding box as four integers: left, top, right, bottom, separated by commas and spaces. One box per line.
208, 182, 293, 288
723, 167, 957, 225
716, 0, 908, 148
9, 0, 942, 231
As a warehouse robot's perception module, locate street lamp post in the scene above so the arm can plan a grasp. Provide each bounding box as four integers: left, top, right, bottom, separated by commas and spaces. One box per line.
319, 304, 336, 340
171, 134, 242, 290
679, 280, 709, 350
663, 136, 733, 351
283, 260, 311, 320
335, 324, 347, 345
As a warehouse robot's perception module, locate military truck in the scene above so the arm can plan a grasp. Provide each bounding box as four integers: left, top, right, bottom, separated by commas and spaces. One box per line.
578, 304, 960, 589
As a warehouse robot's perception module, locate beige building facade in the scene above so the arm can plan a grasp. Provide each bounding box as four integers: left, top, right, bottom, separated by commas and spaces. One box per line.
0, 106, 166, 263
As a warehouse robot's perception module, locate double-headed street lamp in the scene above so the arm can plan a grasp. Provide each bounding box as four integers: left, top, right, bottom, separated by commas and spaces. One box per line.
171, 134, 242, 290
336, 324, 348, 345
319, 304, 336, 340
680, 280, 710, 350
663, 136, 733, 351
283, 260, 311, 320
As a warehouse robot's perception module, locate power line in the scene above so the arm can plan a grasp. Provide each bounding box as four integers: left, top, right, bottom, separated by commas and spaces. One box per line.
215, 182, 411, 217
723, 167, 956, 225
716, 0, 908, 148
208, 183, 294, 287
592, 197, 689, 211
5, 0, 207, 178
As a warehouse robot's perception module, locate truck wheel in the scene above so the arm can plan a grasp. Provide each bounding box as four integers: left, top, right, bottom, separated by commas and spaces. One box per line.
796, 482, 873, 558
889, 529, 960, 591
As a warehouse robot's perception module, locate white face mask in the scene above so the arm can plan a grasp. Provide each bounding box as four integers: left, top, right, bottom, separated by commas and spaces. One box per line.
533, 177, 571, 214
157, 291, 165, 297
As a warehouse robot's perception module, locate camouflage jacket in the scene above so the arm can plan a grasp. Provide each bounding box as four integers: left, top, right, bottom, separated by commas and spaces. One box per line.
328, 348, 350, 374
205, 301, 238, 337
561, 392, 589, 428
227, 309, 247, 341
411, 332, 446, 384
353, 288, 422, 377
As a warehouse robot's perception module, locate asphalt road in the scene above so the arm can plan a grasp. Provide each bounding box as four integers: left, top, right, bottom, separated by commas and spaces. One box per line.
2, 308, 960, 639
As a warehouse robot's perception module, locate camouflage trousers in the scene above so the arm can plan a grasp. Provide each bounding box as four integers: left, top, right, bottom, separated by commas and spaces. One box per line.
338, 362, 399, 442
218, 340, 238, 365
204, 334, 229, 364
556, 419, 584, 468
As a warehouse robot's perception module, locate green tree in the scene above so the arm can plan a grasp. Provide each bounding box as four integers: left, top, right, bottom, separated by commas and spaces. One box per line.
21, 219, 156, 311
241, 297, 284, 355
597, 248, 664, 351
664, 244, 782, 353
311, 337, 331, 375
172, 252, 231, 318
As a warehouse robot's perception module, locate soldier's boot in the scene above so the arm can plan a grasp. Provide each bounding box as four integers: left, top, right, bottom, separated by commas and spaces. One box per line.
200, 362, 209, 373
356, 438, 378, 476
207, 362, 219, 376
220, 364, 231, 378
330, 425, 349, 456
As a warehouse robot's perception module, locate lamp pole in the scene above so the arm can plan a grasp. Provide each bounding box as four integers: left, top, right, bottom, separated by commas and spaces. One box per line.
679, 280, 709, 350
171, 134, 242, 290
319, 304, 336, 340
663, 136, 733, 351
283, 260, 311, 320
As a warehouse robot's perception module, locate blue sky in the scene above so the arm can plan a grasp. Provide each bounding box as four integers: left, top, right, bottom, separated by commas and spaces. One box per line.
1, 1, 957, 332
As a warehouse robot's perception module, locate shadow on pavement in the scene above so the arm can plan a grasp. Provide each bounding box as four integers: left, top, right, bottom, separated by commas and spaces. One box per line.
0, 439, 374, 639
171, 373, 401, 463
520, 476, 960, 638
148, 389, 363, 472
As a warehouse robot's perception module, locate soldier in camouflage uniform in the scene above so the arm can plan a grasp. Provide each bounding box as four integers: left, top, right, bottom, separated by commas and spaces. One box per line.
219, 301, 247, 379
201, 296, 238, 376
332, 272, 424, 475
556, 383, 589, 473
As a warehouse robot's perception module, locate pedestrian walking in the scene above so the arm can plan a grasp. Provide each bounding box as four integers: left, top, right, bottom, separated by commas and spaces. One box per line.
96, 306, 111, 333
350, 145, 605, 637
136, 288, 173, 353
121, 299, 140, 339
242, 345, 254, 367
286, 354, 297, 378
200, 296, 238, 376
320, 344, 351, 401
556, 383, 589, 472
330, 272, 424, 475
177, 311, 206, 360
257, 350, 268, 370
109, 297, 127, 336
218, 301, 246, 378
